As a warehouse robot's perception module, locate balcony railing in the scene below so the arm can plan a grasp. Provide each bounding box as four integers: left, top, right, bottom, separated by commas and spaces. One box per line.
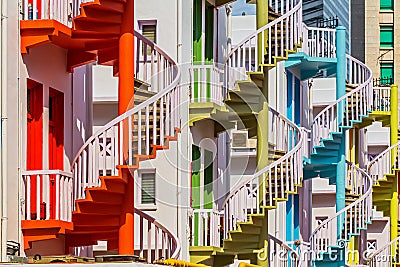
22, 170, 73, 222
20, 0, 92, 26
189, 64, 225, 106
190, 209, 223, 247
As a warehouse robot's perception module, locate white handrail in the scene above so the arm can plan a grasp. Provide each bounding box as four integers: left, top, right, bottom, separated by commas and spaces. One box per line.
372, 87, 391, 112
135, 208, 181, 261
21, 0, 93, 26
70, 30, 181, 258
268, 234, 300, 267
311, 54, 373, 147
71, 30, 181, 200
302, 25, 336, 58
224, 0, 302, 90
309, 162, 373, 261
190, 209, 223, 247
189, 64, 225, 106
367, 236, 400, 267
22, 170, 73, 222
367, 141, 400, 183
223, 106, 305, 236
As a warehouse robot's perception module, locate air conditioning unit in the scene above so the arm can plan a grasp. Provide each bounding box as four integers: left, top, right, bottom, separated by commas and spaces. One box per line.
232, 131, 248, 148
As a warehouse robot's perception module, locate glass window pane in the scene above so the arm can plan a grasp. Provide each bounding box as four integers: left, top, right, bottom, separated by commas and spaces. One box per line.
380, 26, 394, 48
380, 0, 394, 10
380, 62, 394, 80
141, 172, 156, 204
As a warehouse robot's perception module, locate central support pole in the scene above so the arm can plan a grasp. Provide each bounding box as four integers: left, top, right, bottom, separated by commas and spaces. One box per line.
118, 0, 135, 115
335, 26, 347, 267
256, 0, 269, 68
118, 0, 135, 255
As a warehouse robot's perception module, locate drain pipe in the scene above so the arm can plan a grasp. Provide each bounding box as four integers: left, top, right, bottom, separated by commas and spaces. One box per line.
0, 0, 8, 261
226, 4, 232, 54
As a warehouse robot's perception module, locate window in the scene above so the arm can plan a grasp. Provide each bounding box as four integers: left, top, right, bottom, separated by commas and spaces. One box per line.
138, 20, 157, 56
141, 172, 156, 205
380, 62, 394, 80
142, 25, 156, 43
380, 0, 394, 10
380, 26, 394, 48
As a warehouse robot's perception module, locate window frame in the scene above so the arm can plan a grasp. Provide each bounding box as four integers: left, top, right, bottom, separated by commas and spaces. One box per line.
380, 0, 394, 10
137, 168, 157, 210
380, 26, 394, 48
380, 61, 394, 81
138, 20, 157, 59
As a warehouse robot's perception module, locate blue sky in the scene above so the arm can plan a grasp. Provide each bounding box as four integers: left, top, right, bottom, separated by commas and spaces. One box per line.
231, 0, 256, 16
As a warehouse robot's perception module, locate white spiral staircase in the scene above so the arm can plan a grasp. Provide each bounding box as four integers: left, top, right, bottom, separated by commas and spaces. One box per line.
366, 142, 400, 267
190, 0, 307, 266
307, 26, 389, 265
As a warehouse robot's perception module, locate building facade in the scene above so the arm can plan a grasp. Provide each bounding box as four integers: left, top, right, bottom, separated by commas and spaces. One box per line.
0, 0, 399, 267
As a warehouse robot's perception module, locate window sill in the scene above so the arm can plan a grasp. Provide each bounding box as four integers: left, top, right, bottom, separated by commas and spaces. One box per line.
136, 204, 157, 211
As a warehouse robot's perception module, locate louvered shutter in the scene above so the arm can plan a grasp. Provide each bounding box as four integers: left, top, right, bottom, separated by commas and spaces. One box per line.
142, 25, 156, 55
141, 173, 155, 204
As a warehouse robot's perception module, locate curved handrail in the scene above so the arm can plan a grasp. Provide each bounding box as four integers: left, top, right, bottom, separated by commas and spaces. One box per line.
71, 31, 180, 168
261, 234, 300, 267
309, 161, 373, 259
268, 234, 300, 257
71, 29, 181, 200
366, 236, 400, 266
225, 0, 302, 62
367, 141, 400, 174
70, 30, 181, 258
224, 0, 302, 89
311, 54, 373, 147
135, 208, 181, 261
223, 106, 305, 235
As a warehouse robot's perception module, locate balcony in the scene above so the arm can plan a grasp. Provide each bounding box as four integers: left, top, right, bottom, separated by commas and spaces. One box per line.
20, 0, 92, 26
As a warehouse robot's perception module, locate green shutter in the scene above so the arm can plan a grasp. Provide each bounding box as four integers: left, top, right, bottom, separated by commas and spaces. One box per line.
204, 149, 213, 209
192, 145, 201, 209
141, 173, 155, 204
380, 62, 394, 80
380, 26, 394, 48
380, 0, 394, 10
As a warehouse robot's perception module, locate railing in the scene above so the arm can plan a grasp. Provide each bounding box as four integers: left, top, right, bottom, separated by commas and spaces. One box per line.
135, 208, 180, 262
267, 234, 300, 267
190, 209, 223, 247
225, 0, 302, 90
22, 170, 73, 222
309, 162, 372, 261
71, 30, 181, 201
20, 0, 92, 25
302, 26, 336, 58
367, 236, 400, 267
372, 87, 391, 112
373, 76, 393, 87
367, 141, 400, 184
311, 55, 373, 147
189, 64, 225, 106
223, 107, 304, 236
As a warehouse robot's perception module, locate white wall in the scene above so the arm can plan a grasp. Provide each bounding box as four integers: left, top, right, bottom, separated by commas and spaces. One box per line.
231, 15, 256, 46
366, 219, 390, 260
92, 65, 118, 102
367, 122, 390, 148
311, 78, 336, 106
135, 0, 178, 60
311, 193, 336, 234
